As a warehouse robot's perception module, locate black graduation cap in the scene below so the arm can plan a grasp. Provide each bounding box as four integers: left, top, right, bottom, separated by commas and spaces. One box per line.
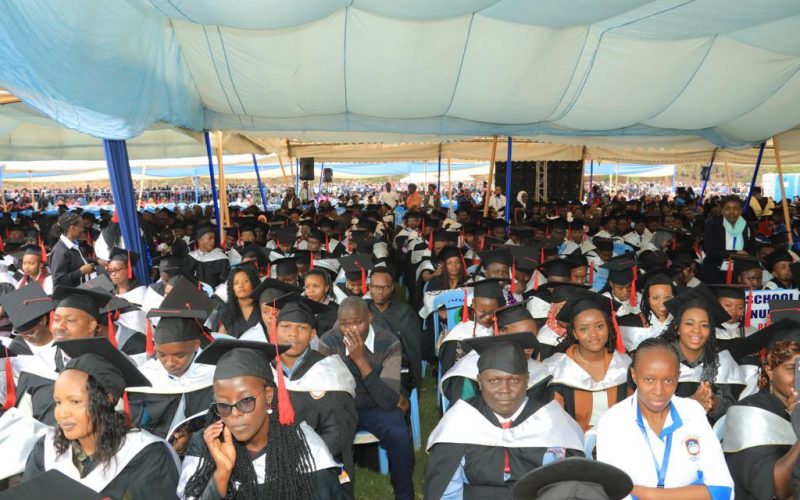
641, 272, 674, 290
52, 285, 113, 319
663, 285, 729, 326
271, 292, 330, 315
592, 236, 615, 252
509, 226, 535, 241
146, 308, 209, 345
730, 254, 763, 278
154, 255, 185, 276
433, 230, 458, 244
160, 276, 214, 318
556, 289, 619, 323
511, 457, 633, 500
109, 247, 140, 267
668, 250, 696, 271
601, 254, 637, 285
252, 278, 303, 305
568, 219, 585, 231
435, 246, 465, 265
277, 301, 316, 328
14, 243, 43, 259
478, 248, 512, 268
0, 469, 104, 500
708, 284, 747, 300
0, 282, 55, 332
563, 250, 588, 269
196, 339, 289, 382
541, 258, 572, 279
471, 278, 507, 305
494, 303, 534, 329
763, 249, 794, 272
56, 337, 151, 401
79, 273, 115, 294
340, 253, 374, 282
769, 300, 800, 323
276, 226, 298, 245
194, 224, 216, 240
547, 282, 593, 303
482, 236, 506, 250
467, 332, 539, 374
272, 256, 299, 277
318, 217, 338, 230
508, 246, 539, 272
764, 318, 800, 348
238, 244, 269, 268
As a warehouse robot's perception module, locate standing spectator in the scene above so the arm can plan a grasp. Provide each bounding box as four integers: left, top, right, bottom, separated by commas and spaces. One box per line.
405, 183, 423, 210
298, 181, 313, 205
488, 185, 506, 218
48, 211, 95, 287
422, 183, 441, 210
379, 182, 399, 209
280, 186, 302, 210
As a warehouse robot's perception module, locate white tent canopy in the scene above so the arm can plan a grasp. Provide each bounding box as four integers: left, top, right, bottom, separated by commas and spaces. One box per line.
2, 1, 800, 150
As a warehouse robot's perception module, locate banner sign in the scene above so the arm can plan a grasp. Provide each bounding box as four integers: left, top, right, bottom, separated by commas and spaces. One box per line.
749, 289, 800, 330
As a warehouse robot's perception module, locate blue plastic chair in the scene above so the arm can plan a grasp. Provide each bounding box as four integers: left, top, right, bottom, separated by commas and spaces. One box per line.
353, 431, 389, 475
431, 290, 466, 409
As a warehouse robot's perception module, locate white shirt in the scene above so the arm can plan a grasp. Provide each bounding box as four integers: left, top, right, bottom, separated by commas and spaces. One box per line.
488, 194, 506, 215
596, 394, 733, 498
379, 191, 399, 209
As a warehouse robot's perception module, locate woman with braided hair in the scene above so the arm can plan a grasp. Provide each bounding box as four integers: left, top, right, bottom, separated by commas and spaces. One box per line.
48, 211, 95, 287
179, 339, 348, 500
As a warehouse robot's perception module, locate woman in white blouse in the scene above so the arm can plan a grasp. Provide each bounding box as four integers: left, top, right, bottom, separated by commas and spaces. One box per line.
596, 337, 734, 499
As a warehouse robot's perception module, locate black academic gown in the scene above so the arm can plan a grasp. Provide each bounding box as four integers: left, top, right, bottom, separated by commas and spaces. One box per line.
13, 347, 64, 426
24, 436, 179, 500
673, 344, 745, 424
366, 300, 423, 394
277, 350, 358, 479
424, 396, 583, 500
49, 238, 88, 287
188, 250, 230, 289
315, 301, 338, 336
725, 390, 794, 500
700, 218, 755, 283
128, 387, 213, 440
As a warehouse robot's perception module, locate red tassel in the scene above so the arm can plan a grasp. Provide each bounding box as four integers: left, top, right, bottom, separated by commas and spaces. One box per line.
630, 266, 637, 307
325, 234, 330, 253
127, 251, 133, 280
145, 319, 154, 356
360, 268, 367, 296
107, 312, 117, 348
421, 219, 426, 235
38, 234, 47, 262
0, 234, 6, 254
510, 259, 517, 294
539, 247, 545, 265
347, 238, 352, 254
112, 211, 119, 223
461, 288, 469, 323
86, 230, 93, 246
2, 347, 15, 410
533, 271, 539, 291
266, 263, 272, 278
459, 252, 469, 275
237, 227, 242, 247
610, 300, 625, 353
310, 252, 315, 270
271, 305, 295, 425
545, 223, 550, 239
479, 236, 485, 252
588, 265, 595, 286
493, 314, 499, 335
726, 257, 733, 285
744, 288, 753, 328
122, 392, 131, 417
428, 232, 434, 251
567, 228, 572, 241
459, 230, 465, 248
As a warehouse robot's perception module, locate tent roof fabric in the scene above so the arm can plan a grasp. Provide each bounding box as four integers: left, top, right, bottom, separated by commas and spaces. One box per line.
2, 2, 800, 149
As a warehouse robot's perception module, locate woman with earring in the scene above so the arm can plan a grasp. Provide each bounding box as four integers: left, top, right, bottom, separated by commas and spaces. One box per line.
723, 319, 800, 500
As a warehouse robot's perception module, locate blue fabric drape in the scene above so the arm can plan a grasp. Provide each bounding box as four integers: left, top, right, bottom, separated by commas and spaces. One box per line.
203, 131, 223, 240
103, 139, 151, 285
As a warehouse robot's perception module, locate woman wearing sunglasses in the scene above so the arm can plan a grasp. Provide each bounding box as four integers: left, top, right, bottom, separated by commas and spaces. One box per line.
179, 339, 349, 500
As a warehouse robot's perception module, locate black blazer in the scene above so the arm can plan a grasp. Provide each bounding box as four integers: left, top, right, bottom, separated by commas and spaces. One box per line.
702, 218, 755, 265
49, 237, 87, 287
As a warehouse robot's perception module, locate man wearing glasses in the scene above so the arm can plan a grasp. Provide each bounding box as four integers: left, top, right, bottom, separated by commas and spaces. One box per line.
318, 296, 415, 500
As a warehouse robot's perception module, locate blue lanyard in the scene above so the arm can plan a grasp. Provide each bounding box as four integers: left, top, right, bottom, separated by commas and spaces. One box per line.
635, 403, 679, 488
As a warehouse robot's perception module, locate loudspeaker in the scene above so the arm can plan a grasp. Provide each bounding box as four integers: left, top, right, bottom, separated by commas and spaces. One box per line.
299, 157, 315, 181
323, 168, 333, 183
493, 160, 583, 203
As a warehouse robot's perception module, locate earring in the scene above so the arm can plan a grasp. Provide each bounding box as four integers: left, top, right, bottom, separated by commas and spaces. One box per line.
267, 407, 273, 415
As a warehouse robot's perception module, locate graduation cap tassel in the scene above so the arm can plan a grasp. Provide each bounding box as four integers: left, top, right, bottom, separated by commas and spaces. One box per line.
360, 268, 367, 296
237, 227, 242, 247
725, 257, 734, 285
428, 232, 433, 251
38, 234, 47, 262
106, 312, 117, 348
459, 230, 465, 248
310, 252, 315, 270
744, 288, 753, 328
127, 251, 133, 280
122, 392, 131, 418
325, 234, 330, 253
539, 247, 545, 266
0, 234, 5, 254
266, 263, 272, 278
493, 314, 499, 335
629, 266, 637, 307
270, 304, 295, 425
510, 259, 517, 294
461, 288, 469, 323
2, 347, 15, 410
610, 299, 625, 353
545, 223, 550, 239
145, 319, 154, 357
112, 211, 119, 223
533, 270, 539, 291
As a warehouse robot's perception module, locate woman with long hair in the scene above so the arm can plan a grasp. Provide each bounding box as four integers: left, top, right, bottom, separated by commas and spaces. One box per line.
617, 274, 675, 351
49, 211, 96, 287
180, 339, 347, 499
544, 292, 631, 431
426, 247, 468, 292
596, 337, 734, 498
23, 337, 179, 498
724, 320, 800, 499
658, 289, 748, 423
217, 264, 261, 338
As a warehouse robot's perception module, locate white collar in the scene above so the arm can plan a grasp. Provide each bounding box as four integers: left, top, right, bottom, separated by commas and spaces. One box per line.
59, 234, 77, 249
494, 396, 529, 425
345, 325, 375, 356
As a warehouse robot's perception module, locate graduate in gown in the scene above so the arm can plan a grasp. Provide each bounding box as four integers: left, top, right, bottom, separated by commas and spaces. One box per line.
188, 225, 230, 289
424, 332, 585, 499
23, 337, 180, 499
762, 248, 795, 290
302, 268, 339, 334
723, 320, 800, 500
599, 253, 642, 317
179, 339, 347, 500
217, 264, 262, 338
543, 291, 631, 432
127, 307, 215, 442
269, 302, 358, 482
14, 243, 53, 295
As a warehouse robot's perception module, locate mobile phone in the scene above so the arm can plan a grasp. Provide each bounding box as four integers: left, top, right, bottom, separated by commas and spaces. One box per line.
795, 358, 800, 396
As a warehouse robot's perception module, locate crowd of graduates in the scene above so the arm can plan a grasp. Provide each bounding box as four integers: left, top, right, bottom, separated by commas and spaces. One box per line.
0, 182, 799, 499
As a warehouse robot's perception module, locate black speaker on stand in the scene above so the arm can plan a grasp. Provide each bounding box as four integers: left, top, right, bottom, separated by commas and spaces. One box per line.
493, 160, 583, 203
323, 167, 333, 183
299, 157, 315, 181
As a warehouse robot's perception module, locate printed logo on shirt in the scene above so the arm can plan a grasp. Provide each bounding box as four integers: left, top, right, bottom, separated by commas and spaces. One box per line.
684, 436, 701, 457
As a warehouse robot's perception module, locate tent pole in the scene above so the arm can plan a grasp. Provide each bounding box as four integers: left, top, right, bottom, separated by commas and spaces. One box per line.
295, 158, 299, 194
447, 158, 452, 217
697, 148, 718, 209
437, 144, 442, 195
588, 160, 595, 204
724, 162, 732, 190
277, 154, 289, 185
504, 137, 513, 224
316, 162, 324, 206
773, 137, 794, 244
252, 154, 268, 210
483, 136, 499, 217
215, 131, 230, 229
203, 131, 223, 244
743, 142, 767, 218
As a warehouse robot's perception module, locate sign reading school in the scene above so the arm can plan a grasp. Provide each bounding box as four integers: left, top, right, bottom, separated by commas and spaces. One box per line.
748, 289, 800, 330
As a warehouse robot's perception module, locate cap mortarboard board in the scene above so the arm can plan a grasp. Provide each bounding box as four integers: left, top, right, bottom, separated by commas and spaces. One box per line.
109, 247, 140, 267
252, 278, 303, 305
730, 255, 763, 278
664, 284, 730, 326
52, 285, 113, 319
467, 332, 539, 374
435, 246, 464, 264
270, 292, 331, 315
161, 276, 215, 317
511, 457, 633, 500
763, 249, 794, 272
15, 243, 43, 259
494, 303, 534, 329
0, 282, 56, 332
600, 254, 637, 285
237, 244, 269, 268
433, 230, 458, 244
556, 289, 619, 323
195, 338, 289, 382
762, 318, 800, 348
146, 308, 209, 345
541, 258, 572, 279
478, 248, 512, 268
708, 284, 747, 300
79, 273, 115, 294
769, 300, 800, 324
0, 469, 104, 500
272, 256, 299, 277
277, 301, 317, 328
194, 224, 216, 240
546, 282, 592, 303
592, 237, 615, 252
57, 337, 151, 401
508, 246, 539, 272
471, 278, 507, 305
340, 253, 374, 281
276, 226, 298, 245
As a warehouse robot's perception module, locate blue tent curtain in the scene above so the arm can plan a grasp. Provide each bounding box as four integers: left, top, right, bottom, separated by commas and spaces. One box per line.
103, 139, 151, 285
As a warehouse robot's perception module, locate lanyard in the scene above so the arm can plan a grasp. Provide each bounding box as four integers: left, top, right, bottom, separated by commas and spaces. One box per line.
635, 403, 678, 488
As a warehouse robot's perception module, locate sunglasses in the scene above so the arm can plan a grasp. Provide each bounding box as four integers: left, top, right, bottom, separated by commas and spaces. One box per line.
212, 388, 266, 418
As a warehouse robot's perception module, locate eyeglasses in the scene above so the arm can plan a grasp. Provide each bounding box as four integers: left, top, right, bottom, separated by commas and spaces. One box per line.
211, 388, 266, 418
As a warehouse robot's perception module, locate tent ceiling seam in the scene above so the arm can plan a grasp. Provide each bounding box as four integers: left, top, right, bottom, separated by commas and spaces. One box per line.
201, 25, 236, 116
216, 27, 248, 118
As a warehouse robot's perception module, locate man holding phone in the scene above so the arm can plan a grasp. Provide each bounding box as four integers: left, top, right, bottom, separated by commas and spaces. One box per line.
318, 296, 415, 500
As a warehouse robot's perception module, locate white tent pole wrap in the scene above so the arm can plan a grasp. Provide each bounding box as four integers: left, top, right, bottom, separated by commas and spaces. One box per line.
483, 136, 498, 218
773, 137, 794, 244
